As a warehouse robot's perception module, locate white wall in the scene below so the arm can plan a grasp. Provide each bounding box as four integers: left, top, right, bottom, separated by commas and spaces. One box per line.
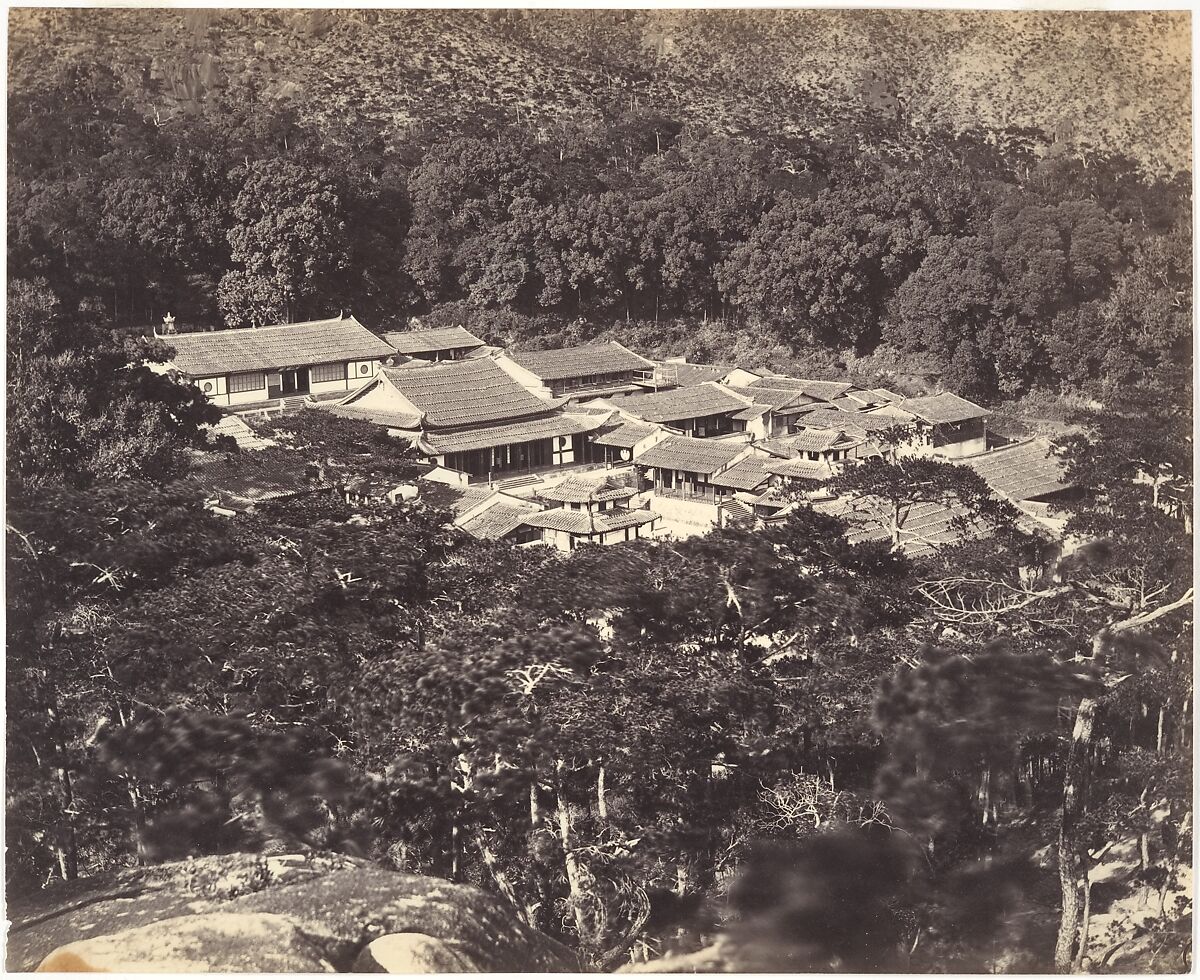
345, 374, 424, 418
724, 368, 764, 387
195, 375, 229, 406
632, 426, 672, 459
311, 375, 350, 396
422, 465, 471, 487
493, 355, 555, 402
228, 386, 269, 406
932, 435, 987, 459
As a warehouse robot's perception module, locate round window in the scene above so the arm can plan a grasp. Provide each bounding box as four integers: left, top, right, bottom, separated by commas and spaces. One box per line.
360, 363, 370, 375
202, 381, 214, 393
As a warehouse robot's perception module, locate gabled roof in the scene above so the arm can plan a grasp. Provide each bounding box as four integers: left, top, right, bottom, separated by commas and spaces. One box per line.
750, 376, 857, 401
725, 385, 818, 413
959, 438, 1071, 501
634, 435, 747, 475
381, 326, 484, 354
655, 361, 735, 386
708, 456, 772, 491
442, 484, 497, 517
522, 507, 657, 535
163, 316, 396, 377
201, 415, 276, 451
509, 342, 654, 382
456, 494, 542, 540
541, 473, 638, 504
185, 450, 337, 508
616, 382, 750, 423
328, 404, 424, 430
419, 412, 603, 455
778, 429, 853, 453
765, 457, 835, 481
796, 408, 915, 434
731, 404, 772, 421
382, 358, 551, 429
811, 495, 982, 558
591, 418, 661, 448
895, 392, 989, 424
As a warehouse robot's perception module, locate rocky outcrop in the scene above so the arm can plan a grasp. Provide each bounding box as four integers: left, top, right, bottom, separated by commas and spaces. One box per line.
9, 852, 580, 973
35, 913, 333, 973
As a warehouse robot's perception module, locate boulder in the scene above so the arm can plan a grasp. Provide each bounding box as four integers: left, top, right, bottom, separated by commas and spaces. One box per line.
9, 852, 579, 973
36, 913, 332, 973
352, 933, 476, 973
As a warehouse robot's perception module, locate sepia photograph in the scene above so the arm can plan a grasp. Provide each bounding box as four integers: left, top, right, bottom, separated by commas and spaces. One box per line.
4, 5, 1193, 974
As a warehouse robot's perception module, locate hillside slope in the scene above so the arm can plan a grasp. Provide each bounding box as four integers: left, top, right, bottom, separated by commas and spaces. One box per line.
8, 8, 1191, 172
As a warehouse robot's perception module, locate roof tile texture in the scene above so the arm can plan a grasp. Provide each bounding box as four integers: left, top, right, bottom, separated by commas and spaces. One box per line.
634, 435, 747, 475
616, 382, 749, 423
509, 342, 653, 382
381, 326, 485, 354
383, 358, 551, 428
165, 316, 395, 377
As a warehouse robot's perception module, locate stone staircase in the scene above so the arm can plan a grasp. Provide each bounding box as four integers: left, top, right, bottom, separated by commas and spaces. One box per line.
497, 473, 543, 492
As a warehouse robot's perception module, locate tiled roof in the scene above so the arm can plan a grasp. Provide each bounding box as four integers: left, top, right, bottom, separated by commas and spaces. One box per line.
831, 396, 865, 412
708, 456, 772, 491
382, 358, 551, 428
959, 438, 1071, 501
592, 418, 660, 448
721, 497, 755, 525
750, 486, 792, 508
202, 415, 276, 451
656, 362, 734, 386
616, 382, 750, 423
419, 412, 602, 455
731, 404, 772, 421
778, 429, 847, 453
751, 376, 857, 401
380, 326, 484, 354
457, 497, 542, 540
725, 385, 816, 412
185, 450, 337, 506
765, 457, 835, 481
796, 408, 914, 434
871, 388, 904, 403
812, 495, 981, 557
896, 392, 989, 424
522, 506, 657, 535
327, 404, 424, 430
634, 435, 747, 475
541, 473, 637, 504
509, 342, 654, 382
445, 485, 496, 517
164, 316, 396, 377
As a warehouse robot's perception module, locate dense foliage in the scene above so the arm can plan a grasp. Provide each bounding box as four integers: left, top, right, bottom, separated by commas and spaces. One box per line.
7, 10, 1191, 401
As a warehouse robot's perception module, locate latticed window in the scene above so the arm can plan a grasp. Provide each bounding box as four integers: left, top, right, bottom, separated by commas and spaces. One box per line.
229, 371, 265, 394
312, 362, 347, 383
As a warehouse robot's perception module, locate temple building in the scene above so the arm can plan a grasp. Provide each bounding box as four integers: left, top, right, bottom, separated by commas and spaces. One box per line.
330, 355, 603, 482
160, 315, 396, 409
379, 325, 485, 362
596, 382, 754, 438
869, 392, 990, 458
496, 341, 656, 401
524, 473, 659, 550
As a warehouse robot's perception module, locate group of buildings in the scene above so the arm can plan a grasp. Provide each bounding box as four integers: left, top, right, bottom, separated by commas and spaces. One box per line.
160, 314, 1074, 554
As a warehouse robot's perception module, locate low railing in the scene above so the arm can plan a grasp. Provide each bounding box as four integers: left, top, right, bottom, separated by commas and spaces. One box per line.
654, 485, 723, 503
466, 459, 635, 487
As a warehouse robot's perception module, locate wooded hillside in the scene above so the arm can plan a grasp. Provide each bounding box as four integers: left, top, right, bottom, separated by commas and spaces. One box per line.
9, 9, 1191, 172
